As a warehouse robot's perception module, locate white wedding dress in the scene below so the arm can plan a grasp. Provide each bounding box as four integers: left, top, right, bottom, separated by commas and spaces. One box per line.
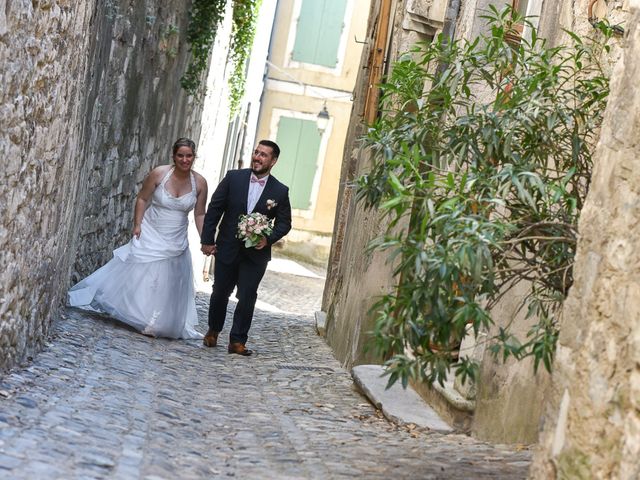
68, 167, 203, 339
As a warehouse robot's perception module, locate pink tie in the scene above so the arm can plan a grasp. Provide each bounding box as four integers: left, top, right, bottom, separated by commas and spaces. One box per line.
250, 175, 266, 186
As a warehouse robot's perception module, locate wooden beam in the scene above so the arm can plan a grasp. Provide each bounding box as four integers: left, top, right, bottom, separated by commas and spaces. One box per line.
363, 0, 393, 124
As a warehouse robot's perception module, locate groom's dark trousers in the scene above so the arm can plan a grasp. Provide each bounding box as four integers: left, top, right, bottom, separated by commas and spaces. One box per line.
201, 168, 292, 345
208, 254, 268, 344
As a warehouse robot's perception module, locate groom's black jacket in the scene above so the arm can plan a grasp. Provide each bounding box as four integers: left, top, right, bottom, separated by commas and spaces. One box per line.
201, 168, 292, 265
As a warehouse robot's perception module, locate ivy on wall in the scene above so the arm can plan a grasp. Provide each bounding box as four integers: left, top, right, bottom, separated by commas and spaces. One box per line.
229, 0, 262, 114
181, 0, 227, 95
181, 0, 262, 115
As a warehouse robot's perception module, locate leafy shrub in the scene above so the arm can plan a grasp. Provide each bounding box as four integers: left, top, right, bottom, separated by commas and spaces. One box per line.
358, 6, 613, 387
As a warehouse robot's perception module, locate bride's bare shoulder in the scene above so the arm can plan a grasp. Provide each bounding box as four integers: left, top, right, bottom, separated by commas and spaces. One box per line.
147, 165, 172, 182
192, 171, 207, 184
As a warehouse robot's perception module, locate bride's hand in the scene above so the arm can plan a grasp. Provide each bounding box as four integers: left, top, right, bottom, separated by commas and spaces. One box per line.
133, 225, 142, 239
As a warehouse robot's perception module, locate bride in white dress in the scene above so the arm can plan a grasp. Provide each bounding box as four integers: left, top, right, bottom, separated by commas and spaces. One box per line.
68, 138, 208, 339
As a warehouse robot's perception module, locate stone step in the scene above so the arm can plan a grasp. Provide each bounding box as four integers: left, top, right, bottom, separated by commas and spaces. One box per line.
352, 364, 454, 433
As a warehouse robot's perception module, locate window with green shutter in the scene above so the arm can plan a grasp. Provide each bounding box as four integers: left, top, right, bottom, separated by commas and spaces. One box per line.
291, 0, 348, 68
272, 116, 322, 210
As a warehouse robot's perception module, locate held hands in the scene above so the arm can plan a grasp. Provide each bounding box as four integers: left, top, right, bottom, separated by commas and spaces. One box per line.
201, 244, 217, 256
201, 239, 265, 254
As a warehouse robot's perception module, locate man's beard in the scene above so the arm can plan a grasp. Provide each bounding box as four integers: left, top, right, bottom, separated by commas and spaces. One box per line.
252, 164, 269, 175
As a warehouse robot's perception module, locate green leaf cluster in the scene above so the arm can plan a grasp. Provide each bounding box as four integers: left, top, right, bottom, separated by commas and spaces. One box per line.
358, 6, 613, 388
181, 0, 227, 96
229, 0, 262, 114
181, 0, 262, 109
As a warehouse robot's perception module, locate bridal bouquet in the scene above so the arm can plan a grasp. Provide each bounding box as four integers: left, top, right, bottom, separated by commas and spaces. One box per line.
237, 212, 273, 248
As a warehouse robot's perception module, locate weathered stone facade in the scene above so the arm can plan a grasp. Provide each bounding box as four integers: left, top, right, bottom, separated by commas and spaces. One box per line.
530, 2, 640, 477
0, 0, 204, 370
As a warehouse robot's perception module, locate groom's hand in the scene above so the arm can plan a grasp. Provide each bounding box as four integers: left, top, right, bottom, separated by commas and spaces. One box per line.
254, 237, 268, 250
201, 244, 216, 255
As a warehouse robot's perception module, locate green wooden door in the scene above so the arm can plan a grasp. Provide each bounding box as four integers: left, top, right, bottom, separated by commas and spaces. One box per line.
273, 116, 322, 210
292, 0, 348, 68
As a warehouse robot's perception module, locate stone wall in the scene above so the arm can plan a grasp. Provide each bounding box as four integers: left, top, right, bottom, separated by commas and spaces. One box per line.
0, 0, 205, 370
530, 2, 640, 478
471, 0, 630, 445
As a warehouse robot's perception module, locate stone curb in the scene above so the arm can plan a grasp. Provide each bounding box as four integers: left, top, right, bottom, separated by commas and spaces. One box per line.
314, 310, 326, 336
352, 364, 454, 434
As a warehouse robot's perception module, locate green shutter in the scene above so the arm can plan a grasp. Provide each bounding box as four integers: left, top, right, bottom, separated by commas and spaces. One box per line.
292, 0, 347, 68
292, 0, 323, 64
315, 0, 347, 67
273, 116, 322, 210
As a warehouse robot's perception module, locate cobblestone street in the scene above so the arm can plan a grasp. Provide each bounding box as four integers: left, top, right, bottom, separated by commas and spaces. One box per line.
0, 256, 531, 479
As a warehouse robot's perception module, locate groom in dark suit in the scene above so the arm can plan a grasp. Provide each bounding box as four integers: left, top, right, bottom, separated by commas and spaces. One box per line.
200, 140, 292, 356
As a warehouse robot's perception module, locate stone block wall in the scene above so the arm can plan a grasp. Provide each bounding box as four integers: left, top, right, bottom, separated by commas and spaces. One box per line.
530, 3, 640, 477
0, 0, 204, 370
470, 0, 630, 445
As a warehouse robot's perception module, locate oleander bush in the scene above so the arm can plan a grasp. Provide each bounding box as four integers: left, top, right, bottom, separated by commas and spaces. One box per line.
357, 6, 614, 387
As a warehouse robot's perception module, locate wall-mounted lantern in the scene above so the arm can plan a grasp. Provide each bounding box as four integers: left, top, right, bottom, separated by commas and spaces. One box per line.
317, 104, 330, 134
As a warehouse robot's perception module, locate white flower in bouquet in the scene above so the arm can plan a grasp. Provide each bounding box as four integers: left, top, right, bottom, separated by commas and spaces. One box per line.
237, 212, 273, 248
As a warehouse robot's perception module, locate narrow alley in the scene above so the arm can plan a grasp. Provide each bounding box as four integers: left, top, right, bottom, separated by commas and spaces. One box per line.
0, 256, 530, 479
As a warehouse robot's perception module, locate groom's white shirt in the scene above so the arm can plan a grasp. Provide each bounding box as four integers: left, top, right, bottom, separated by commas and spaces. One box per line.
247, 174, 269, 213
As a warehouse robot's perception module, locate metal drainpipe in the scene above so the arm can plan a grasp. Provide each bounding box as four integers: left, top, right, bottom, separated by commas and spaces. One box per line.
436, 0, 463, 77
442, 0, 462, 41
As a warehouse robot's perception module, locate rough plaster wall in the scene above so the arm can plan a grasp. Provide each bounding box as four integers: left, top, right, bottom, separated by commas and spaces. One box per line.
324, 0, 388, 367
530, 3, 640, 478
472, 280, 551, 444
322, 0, 504, 368
0, 0, 203, 371
324, 198, 400, 368
455, 0, 490, 40
324, 0, 430, 368
538, 0, 629, 51
196, 1, 234, 184
452, 0, 552, 445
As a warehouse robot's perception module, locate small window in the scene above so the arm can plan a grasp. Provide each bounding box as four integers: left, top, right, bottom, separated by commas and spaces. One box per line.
292, 0, 348, 68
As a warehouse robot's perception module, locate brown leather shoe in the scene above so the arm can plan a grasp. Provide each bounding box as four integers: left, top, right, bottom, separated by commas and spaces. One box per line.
227, 342, 253, 356
203, 329, 219, 347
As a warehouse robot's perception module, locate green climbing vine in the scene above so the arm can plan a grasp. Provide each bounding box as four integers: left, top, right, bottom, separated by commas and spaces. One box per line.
229, 0, 262, 114
181, 0, 227, 95
357, 6, 614, 388
181, 0, 262, 111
